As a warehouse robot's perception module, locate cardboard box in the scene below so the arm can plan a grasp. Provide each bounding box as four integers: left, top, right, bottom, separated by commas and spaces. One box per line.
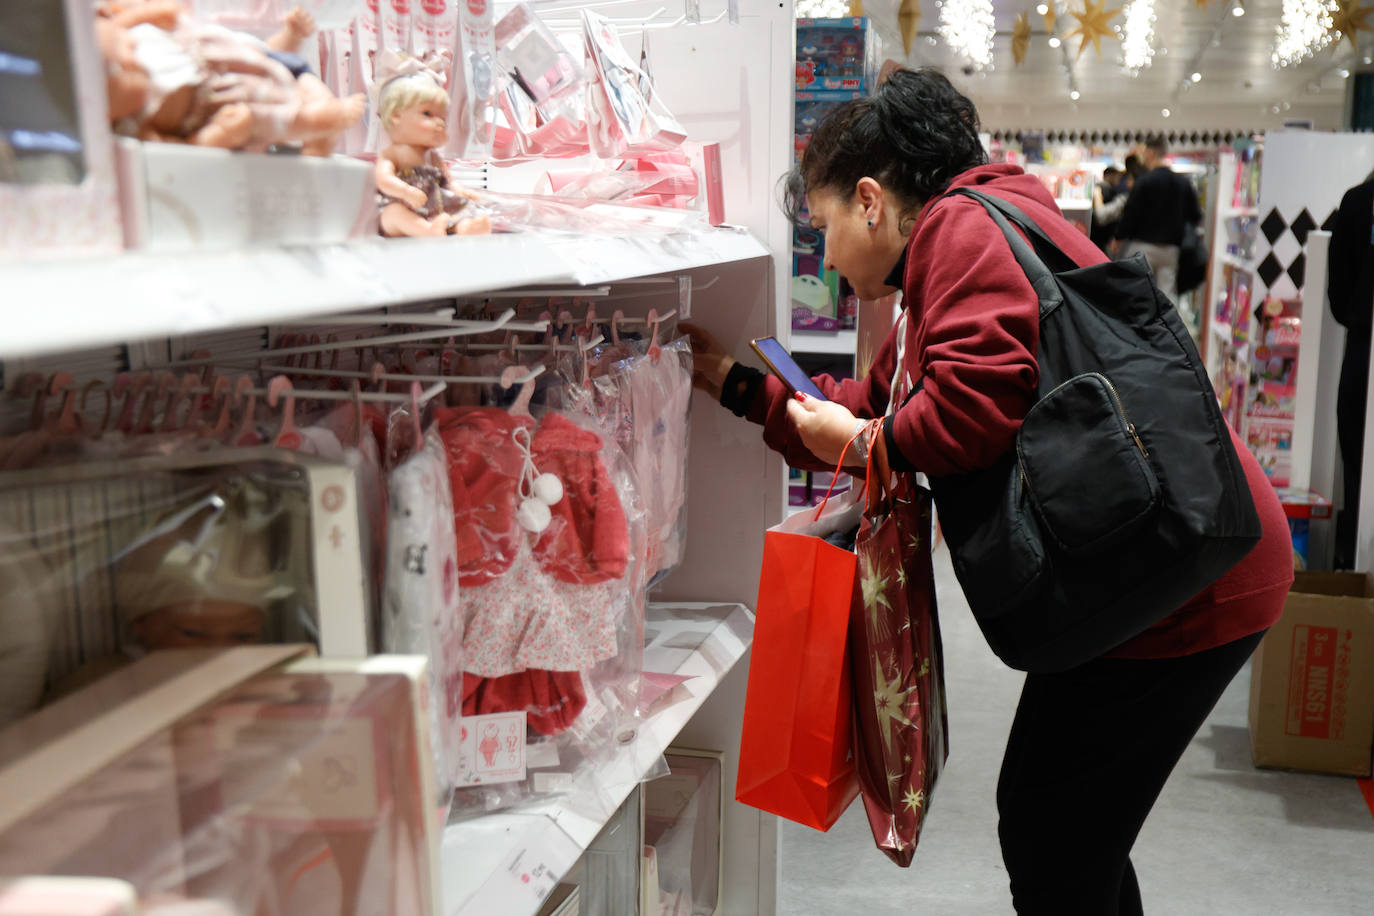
1248, 572, 1374, 777
114, 139, 375, 252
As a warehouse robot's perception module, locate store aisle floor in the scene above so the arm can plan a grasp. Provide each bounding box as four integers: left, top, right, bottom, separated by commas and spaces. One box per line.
778, 539, 1374, 915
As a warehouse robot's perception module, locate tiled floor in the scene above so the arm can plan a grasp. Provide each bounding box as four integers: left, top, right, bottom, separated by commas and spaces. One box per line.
778, 540, 1374, 915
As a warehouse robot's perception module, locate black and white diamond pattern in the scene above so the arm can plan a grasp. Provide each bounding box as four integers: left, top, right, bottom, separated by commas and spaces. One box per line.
1253, 205, 1336, 300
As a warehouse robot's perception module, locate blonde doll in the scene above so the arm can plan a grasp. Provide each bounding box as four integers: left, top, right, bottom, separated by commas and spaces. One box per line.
375, 53, 491, 237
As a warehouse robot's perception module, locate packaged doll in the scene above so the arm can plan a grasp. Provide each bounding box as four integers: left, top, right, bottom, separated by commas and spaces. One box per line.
374, 51, 492, 237
95, 2, 365, 155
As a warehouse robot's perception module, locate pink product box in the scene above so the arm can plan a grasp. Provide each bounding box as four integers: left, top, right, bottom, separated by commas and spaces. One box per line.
0, 0, 124, 260
0, 649, 441, 916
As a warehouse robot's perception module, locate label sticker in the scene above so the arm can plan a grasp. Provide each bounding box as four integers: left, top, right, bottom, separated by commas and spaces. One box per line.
457, 710, 526, 785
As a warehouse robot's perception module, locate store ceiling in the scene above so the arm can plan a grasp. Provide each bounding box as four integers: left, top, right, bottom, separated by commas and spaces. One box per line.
858, 0, 1369, 131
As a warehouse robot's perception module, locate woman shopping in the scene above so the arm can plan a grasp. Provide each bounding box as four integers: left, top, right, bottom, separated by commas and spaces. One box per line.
684, 68, 1292, 915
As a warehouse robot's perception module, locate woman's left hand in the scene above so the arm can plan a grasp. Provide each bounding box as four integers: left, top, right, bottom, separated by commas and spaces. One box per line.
786, 393, 861, 467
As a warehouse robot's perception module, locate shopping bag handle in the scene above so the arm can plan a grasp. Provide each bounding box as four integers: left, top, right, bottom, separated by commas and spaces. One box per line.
862, 418, 896, 517
810, 421, 873, 522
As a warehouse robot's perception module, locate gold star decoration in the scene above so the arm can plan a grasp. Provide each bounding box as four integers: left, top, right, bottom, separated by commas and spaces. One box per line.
899, 0, 921, 56
1066, 0, 1122, 59
918, 657, 931, 678
1013, 12, 1032, 66
1330, 0, 1374, 51
849, 0, 865, 16
1193, 0, 1211, 9
1043, 3, 1057, 32
902, 786, 925, 813
873, 661, 916, 751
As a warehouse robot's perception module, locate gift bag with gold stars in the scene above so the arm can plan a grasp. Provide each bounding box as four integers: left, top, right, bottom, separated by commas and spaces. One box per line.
850, 470, 948, 867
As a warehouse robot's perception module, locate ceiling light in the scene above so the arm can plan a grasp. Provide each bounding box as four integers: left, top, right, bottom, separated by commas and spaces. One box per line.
938, 0, 997, 71
1340, 68, 1351, 77
1272, 0, 1337, 67
1162, 107, 1171, 117
1121, 0, 1157, 74
1232, 0, 1245, 16
1070, 89, 1081, 100
1365, 55, 1373, 64
1191, 71, 1202, 82
1049, 35, 1062, 48
1036, 2, 1050, 14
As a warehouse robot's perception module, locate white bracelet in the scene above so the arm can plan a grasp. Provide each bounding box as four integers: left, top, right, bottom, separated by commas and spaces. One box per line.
850, 419, 872, 466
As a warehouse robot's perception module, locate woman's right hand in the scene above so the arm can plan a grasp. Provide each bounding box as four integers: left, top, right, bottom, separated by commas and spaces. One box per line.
680, 322, 736, 401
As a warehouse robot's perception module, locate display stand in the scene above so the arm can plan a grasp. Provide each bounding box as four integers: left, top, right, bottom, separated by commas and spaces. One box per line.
0, 1, 797, 912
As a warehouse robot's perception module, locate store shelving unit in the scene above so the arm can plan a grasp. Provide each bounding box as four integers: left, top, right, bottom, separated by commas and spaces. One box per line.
792, 327, 857, 355
1202, 149, 1263, 403
0, 1, 795, 913
440, 603, 753, 915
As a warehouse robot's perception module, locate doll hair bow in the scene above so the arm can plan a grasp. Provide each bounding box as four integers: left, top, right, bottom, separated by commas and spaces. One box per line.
375, 48, 452, 95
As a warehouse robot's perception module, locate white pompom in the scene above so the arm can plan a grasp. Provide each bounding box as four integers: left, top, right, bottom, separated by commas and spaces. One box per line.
531, 472, 564, 506
516, 498, 552, 533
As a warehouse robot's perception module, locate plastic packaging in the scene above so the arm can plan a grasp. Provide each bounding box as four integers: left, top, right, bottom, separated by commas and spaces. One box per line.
495, 4, 582, 107
0, 652, 441, 915
581, 10, 685, 157
644, 750, 723, 916
382, 426, 464, 802
0, 449, 374, 727
448, 0, 497, 159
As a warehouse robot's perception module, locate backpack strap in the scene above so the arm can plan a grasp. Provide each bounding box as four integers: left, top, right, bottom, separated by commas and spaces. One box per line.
949, 187, 1066, 321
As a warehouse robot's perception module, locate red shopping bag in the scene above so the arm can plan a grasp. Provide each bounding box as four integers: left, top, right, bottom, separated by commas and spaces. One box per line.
850, 469, 949, 866
736, 494, 863, 831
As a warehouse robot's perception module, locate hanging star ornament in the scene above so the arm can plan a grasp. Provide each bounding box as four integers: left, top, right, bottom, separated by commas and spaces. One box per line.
1013, 12, 1032, 66
1330, 0, 1374, 51
1043, 3, 1057, 32
1193, 0, 1211, 9
1066, 0, 1122, 59
849, 0, 865, 16
899, 0, 921, 56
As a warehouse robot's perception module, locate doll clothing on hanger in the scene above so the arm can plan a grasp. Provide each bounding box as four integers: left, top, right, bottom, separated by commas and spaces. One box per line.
384, 429, 463, 788
461, 669, 586, 736
435, 407, 629, 587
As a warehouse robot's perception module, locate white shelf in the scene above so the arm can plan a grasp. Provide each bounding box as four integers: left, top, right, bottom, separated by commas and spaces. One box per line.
439, 602, 754, 916
1054, 198, 1092, 210
1211, 320, 1234, 342
792, 328, 857, 355
1219, 252, 1257, 273
0, 226, 769, 360
1223, 205, 1260, 218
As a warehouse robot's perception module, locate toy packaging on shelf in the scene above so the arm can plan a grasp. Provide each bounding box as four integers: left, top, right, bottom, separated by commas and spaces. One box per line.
1244, 298, 1301, 486
794, 18, 880, 93
1, 0, 125, 260
0, 647, 444, 915
644, 749, 723, 916
0, 448, 372, 730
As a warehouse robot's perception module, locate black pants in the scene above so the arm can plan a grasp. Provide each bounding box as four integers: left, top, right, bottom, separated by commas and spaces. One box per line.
996, 630, 1265, 915
1335, 337, 1368, 569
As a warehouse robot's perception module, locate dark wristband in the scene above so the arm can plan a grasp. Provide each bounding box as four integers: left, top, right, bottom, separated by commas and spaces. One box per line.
882, 415, 918, 473
720, 361, 765, 418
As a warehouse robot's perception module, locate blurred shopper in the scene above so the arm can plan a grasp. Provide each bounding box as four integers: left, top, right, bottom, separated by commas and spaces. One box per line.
1113, 136, 1203, 303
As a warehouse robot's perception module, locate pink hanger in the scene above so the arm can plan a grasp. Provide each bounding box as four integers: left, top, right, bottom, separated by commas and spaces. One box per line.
370, 362, 387, 392
646, 309, 663, 361
500, 365, 537, 418
203, 376, 233, 438
113, 371, 152, 433
611, 310, 624, 346
181, 372, 211, 430
351, 380, 365, 447
45, 373, 80, 435
268, 376, 302, 450
81, 380, 112, 439
136, 372, 177, 434
231, 376, 259, 446
161, 374, 198, 432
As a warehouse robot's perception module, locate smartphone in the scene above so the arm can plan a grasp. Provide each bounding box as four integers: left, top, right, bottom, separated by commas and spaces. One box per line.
749, 336, 828, 401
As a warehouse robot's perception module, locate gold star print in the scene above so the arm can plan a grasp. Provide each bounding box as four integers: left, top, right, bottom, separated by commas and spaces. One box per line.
918, 657, 931, 678
902, 787, 925, 813
887, 768, 903, 788
896, 565, 909, 588
1066, 0, 1122, 59
873, 661, 916, 751
899, 0, 921, 55
907, 531, 922, 553
1331, 0, 1374, 51
1013, 12, 1031, 66
860, 554, 894, 638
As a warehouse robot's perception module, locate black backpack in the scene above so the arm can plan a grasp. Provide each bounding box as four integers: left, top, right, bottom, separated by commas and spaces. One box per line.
929, 189, 1261, 672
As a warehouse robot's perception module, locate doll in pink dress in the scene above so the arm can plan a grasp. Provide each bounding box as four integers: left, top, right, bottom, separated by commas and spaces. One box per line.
374, 52, 492, 237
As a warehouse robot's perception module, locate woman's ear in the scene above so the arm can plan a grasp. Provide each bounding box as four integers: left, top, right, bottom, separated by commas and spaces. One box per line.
856, 177, 884, 226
